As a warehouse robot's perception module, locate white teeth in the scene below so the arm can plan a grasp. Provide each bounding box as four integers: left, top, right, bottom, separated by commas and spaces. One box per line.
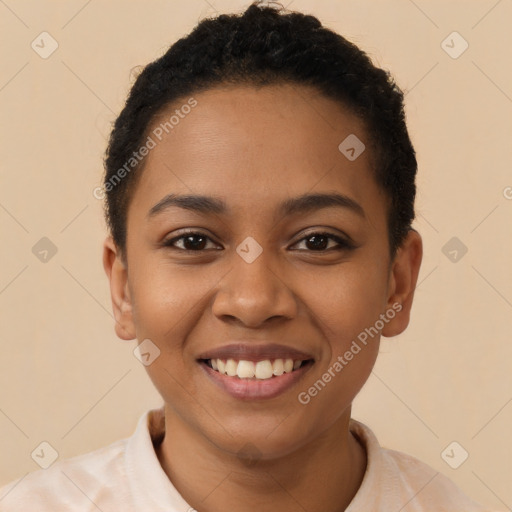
273, 359, 284, 376
283, 358, 294, 373
208, 357, 306, 380
237, 360, 255, 378
225, 359, 238, 376
254, 360, 273, 379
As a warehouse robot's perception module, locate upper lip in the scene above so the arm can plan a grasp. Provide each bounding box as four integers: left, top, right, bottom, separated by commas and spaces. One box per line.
197, 343, 314, 362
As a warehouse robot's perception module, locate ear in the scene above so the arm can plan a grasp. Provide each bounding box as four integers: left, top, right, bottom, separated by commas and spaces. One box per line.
102, 236, 136, 340
381, 229, 423, 337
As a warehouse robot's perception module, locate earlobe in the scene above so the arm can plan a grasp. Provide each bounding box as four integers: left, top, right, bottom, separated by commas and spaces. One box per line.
102, 237, 136, 341
381, 229, 423, 338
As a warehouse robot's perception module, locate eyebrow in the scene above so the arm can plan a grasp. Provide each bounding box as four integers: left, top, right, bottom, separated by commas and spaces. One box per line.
147, 192, 365, 220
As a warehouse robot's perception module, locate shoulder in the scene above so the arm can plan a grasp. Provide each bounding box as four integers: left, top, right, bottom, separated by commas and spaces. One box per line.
384, 447, 488, 511
0, 408, 167, 511
347, 419, 491, 512
0, 437, 130, 510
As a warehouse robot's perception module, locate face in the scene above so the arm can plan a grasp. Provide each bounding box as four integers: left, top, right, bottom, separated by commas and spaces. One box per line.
104, 83, 422, 459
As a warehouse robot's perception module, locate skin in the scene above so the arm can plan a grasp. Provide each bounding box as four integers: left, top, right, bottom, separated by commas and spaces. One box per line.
103, 83, 422, 512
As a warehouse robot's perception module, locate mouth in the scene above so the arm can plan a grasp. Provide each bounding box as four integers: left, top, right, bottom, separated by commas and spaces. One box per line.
198, 355, 314, 401
197, 343, 315, 400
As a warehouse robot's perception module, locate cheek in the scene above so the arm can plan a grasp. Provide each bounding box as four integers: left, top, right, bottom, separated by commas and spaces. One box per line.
129, 260, 217, 342
304, 259, 389, 346
293, 263, 387, 428
127, 262, 214, 412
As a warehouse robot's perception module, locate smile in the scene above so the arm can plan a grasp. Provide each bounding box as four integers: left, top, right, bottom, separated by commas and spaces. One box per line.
199, 357, 314, 400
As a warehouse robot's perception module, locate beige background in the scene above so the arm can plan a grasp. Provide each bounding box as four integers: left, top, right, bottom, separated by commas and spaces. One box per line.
1, 0, 511, 509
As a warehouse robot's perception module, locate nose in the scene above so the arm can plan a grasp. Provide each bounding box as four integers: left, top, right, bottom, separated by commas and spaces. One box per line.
211, 247, 298, 328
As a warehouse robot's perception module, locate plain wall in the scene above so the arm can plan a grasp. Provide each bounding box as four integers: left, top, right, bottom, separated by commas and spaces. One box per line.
0, 0, 511, 509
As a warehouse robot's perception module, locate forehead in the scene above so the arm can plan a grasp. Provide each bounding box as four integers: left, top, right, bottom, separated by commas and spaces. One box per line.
129, 84, 382, 222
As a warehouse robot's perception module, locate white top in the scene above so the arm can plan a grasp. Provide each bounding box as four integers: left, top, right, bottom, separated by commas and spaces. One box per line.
0, 407, 491, 511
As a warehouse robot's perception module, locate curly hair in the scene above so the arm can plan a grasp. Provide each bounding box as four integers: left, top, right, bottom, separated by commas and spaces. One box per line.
103, 0, 417, 259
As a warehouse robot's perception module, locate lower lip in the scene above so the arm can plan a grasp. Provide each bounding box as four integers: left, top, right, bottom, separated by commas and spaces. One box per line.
199, 361, 313, 401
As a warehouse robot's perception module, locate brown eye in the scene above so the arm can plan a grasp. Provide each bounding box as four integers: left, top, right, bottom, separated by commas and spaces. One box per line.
163, 232, 220, 251
292, 232, 354, 252
304, 234, 330, 251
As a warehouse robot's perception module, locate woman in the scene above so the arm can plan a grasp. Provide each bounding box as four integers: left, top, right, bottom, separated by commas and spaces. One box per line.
0, 2, 488, 510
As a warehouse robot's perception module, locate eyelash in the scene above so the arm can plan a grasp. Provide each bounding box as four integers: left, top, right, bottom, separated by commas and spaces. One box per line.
161, 230, 355, 253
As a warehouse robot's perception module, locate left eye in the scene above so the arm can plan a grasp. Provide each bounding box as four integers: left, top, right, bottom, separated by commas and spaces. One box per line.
291, 232, 351, 251
163, 232, 220, 251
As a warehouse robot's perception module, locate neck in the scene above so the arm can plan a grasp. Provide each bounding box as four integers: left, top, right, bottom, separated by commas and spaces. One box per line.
155, 405, 367, 512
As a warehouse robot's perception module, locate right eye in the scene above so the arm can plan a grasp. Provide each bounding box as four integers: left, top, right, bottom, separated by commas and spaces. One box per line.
161, 231, 222, 252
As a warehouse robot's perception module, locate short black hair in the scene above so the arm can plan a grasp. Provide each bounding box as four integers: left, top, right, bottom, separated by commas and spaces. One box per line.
103, 1, 417, 259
